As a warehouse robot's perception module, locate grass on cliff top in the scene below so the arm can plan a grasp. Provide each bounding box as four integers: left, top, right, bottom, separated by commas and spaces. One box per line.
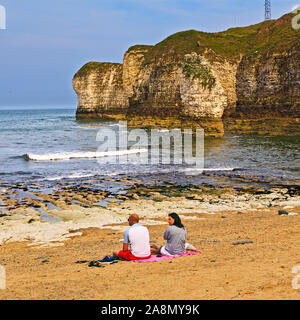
74, 61, 122, 78
141, 12, 300, 65
75, 12, 300, 74
125, 44, 154, 54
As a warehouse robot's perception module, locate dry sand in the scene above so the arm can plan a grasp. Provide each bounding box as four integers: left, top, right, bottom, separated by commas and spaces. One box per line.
0, 203, 299, 300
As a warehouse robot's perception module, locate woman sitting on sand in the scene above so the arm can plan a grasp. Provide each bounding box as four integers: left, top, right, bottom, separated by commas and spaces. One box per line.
151, 212, 186, 256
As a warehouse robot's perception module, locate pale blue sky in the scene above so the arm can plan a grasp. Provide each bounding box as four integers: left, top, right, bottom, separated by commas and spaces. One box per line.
0, 0, 298, 107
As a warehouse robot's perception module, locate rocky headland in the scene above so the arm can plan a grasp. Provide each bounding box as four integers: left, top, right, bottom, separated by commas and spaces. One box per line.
73, 13, 300, 137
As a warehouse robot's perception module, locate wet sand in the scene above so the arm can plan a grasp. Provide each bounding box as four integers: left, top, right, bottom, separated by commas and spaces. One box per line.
0, 198, 299, 300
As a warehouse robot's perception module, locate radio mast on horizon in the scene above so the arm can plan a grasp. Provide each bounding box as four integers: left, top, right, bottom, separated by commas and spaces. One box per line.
265, 0, 271, 20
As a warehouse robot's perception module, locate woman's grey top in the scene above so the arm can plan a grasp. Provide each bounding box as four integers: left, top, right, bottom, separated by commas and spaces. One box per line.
163, 225, 186, 255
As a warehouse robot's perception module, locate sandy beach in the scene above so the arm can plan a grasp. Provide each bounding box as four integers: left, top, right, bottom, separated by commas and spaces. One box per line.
0, 185, 299, 300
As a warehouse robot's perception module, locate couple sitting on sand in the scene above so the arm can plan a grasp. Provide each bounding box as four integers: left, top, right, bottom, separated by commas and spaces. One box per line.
111, 212, 186, 261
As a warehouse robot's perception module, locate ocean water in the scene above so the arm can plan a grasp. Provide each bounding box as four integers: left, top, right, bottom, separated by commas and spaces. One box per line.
0, 106, 299, 192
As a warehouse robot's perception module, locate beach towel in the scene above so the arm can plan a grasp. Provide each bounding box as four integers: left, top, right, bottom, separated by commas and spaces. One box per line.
130, 250, 201, 263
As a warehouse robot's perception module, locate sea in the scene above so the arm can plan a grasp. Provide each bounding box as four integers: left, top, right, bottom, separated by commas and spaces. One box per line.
0, 106, 299, 195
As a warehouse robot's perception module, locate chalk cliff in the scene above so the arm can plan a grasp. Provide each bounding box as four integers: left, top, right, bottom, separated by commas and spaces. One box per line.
73, 62, 129, 119
73, 12, 300, 136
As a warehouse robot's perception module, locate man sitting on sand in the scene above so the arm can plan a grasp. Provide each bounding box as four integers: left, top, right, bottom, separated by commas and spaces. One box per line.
112, 214, 152, 261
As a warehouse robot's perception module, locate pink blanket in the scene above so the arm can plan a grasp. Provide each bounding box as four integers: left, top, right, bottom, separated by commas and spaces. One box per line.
131, 250, 201, 263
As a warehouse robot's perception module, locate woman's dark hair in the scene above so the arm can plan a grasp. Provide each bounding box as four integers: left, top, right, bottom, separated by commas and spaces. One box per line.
169, 213, 184, 228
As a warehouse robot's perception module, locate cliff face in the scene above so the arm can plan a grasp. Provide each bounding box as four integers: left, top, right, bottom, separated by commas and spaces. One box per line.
73, 62, 129, 119
179, 53, 237, 119
235, 49, 300, 117
233, 14, 300, 118
122, 45, 153, 96
73, 12, 300, 135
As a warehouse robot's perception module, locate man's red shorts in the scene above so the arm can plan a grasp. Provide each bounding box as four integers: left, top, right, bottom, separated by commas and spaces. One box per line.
118, 250, 151, 261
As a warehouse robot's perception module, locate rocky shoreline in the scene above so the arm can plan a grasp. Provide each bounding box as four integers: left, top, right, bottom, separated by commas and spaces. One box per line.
0, 178, 299, 248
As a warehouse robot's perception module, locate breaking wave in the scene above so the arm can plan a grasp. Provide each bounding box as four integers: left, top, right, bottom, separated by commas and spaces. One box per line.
23, 148, 148, 161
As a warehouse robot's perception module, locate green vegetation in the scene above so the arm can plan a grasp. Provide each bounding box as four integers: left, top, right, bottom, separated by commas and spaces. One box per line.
125, 44, 153, 54
74, 62, 122, 78
139, 12, 299, 65
75, 12, 300, 82
180, 54, 216, 90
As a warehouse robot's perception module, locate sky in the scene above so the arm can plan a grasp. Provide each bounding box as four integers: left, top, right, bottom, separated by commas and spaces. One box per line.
0, 0, 299, 108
